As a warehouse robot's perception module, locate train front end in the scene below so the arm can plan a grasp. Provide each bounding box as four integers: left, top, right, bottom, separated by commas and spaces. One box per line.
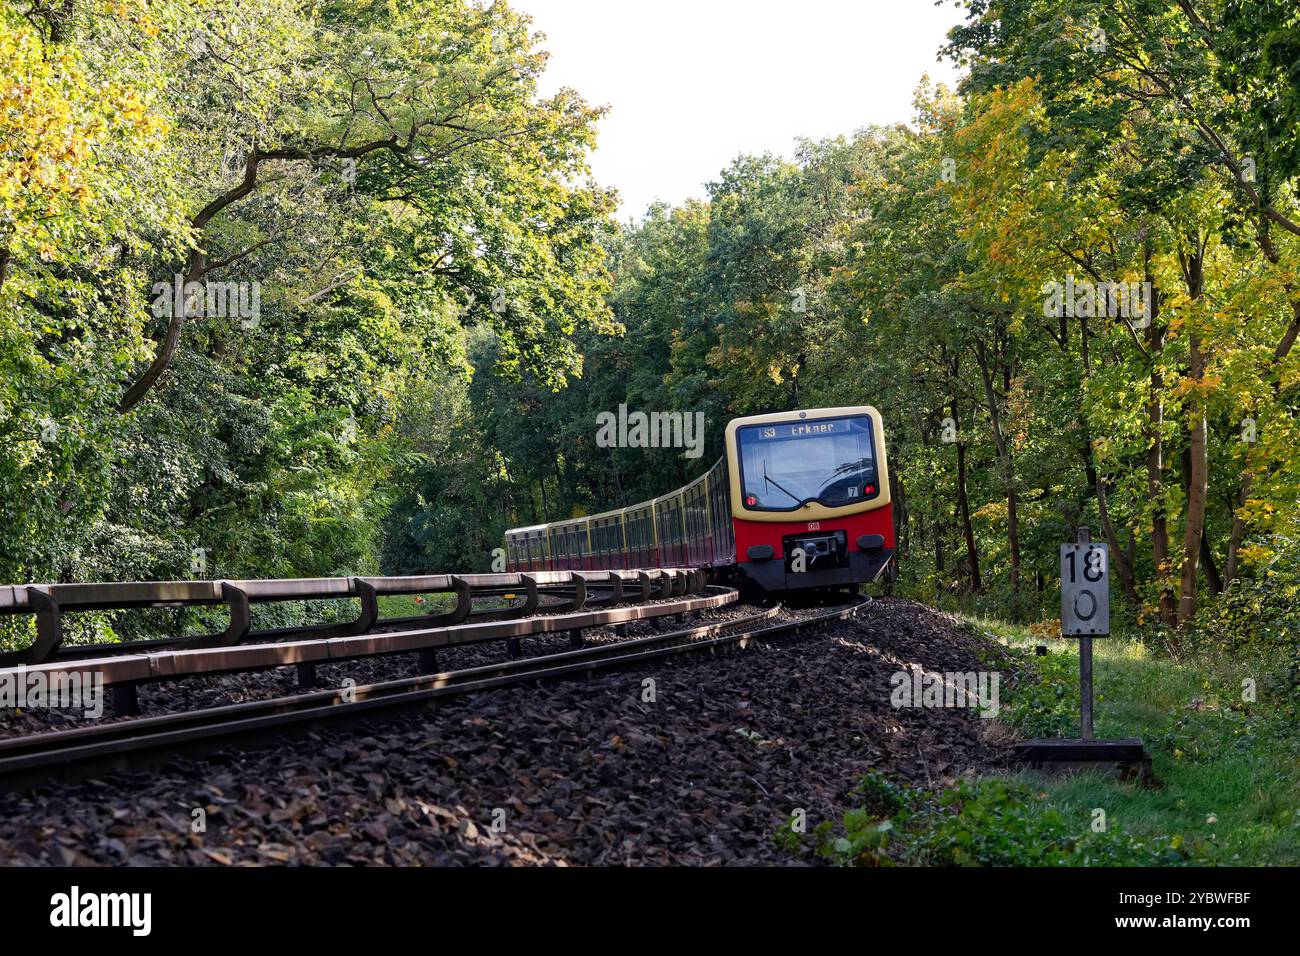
725, 405, 896, 593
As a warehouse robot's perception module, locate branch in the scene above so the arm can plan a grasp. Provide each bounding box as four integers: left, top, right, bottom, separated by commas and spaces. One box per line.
201, 236, 276, 276
118, 133, 421, 413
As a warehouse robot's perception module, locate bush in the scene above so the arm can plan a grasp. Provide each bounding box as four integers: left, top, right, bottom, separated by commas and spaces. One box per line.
1191, 533, 1300, 657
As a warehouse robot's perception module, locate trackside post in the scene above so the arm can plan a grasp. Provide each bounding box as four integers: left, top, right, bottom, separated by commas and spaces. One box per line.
1012, 527, 1152, 781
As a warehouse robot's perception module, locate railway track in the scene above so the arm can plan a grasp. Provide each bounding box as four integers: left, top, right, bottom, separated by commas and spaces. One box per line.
0, 595, 869, 792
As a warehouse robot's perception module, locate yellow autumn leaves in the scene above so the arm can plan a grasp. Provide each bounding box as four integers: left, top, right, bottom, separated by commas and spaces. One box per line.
0, 5, 167, 278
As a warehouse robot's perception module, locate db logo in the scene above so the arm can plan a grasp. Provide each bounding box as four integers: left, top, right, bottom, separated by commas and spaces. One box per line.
807, 522, 820, 531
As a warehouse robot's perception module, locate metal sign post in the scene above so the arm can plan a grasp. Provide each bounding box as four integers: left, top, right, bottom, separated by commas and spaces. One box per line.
1060, 526, 1109, 738
1013, 526, 1152, 780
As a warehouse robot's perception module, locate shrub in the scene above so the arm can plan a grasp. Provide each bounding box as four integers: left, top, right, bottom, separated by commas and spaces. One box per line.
1190, 533, 1300, 657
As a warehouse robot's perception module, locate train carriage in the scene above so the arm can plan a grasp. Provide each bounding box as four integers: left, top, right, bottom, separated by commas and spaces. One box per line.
504, 405, 896, 594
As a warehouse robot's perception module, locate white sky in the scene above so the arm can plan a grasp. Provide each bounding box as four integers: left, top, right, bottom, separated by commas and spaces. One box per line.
510, 0, 965, 221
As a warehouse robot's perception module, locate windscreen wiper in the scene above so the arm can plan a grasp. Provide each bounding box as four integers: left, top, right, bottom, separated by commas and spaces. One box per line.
762, 460, 802, 504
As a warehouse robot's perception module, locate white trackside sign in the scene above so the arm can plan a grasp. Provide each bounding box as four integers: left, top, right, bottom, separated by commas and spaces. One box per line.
1061, 541, 1109, 636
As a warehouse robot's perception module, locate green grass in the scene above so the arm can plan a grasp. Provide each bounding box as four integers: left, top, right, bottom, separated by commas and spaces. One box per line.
963, 615, 1300, 866
376, 593, 454, 618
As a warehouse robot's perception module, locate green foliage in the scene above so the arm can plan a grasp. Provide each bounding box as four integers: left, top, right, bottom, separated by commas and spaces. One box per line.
1189, 532, 1300, 654
906, 780, 1190, 866
3, 0, 1299, 689
0, 0, 616, 613
850, 768, 912, 818
809, 775, 1191, 867
969, 614, 1300, 865
999, 646, 1082, 739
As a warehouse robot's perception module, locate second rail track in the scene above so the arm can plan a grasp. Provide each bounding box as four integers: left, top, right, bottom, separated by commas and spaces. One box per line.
0, 596, 870, 791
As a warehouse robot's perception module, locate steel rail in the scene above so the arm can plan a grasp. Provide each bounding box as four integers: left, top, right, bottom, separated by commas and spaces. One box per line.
2, 582, 736, 717
0, 605, 783, 761
0, 597, 869, 792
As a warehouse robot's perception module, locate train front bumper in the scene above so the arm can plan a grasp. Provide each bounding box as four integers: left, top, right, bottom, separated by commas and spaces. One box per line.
737, 546, 895, 591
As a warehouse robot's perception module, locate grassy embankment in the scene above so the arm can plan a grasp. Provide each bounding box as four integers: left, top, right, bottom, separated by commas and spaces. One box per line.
966, 615, 1299, 865
795, 601, 1298, 866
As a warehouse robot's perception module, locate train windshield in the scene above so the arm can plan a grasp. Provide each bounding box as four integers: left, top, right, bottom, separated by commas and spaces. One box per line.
736, 414, 878, 511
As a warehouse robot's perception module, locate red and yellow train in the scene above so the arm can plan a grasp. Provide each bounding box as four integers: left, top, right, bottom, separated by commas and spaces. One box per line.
504, 406, 896, 593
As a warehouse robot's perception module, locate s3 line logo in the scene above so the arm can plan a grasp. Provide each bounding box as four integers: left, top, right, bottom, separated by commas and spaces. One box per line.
807, 522, 820, 531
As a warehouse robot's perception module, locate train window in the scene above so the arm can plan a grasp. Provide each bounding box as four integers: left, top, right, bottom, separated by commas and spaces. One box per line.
736, 414, 878, 511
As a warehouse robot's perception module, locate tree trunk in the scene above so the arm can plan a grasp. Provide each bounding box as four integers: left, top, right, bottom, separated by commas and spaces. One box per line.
1148, 407, 1176, 622
1177, 244, 1208, 626
553, 457, 568, 516
1224, 474, 1250, 585
48, 0, 77, 44
1181, 447, 1223, 595
973, 338, 1019, 593
892, 462, 908, 559
952, 402, 981, 592
119, 150, 265, 414
1179, 375, 1209, 624
118, 247, 207, 412
933, 515, 945, 573
1081, 443, 1140, 604
1200, 531, 1223, 595
1142, 270, 1177, 624
1077, 312, 1138, 604
1273, 300, 1300, 364
922, 415, 943, 573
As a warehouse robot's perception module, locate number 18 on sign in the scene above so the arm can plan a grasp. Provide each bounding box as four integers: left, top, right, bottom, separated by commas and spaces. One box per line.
1061, 541, 1109, 635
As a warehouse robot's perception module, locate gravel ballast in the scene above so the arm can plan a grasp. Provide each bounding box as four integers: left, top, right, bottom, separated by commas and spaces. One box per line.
0, 598, 1010, 866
